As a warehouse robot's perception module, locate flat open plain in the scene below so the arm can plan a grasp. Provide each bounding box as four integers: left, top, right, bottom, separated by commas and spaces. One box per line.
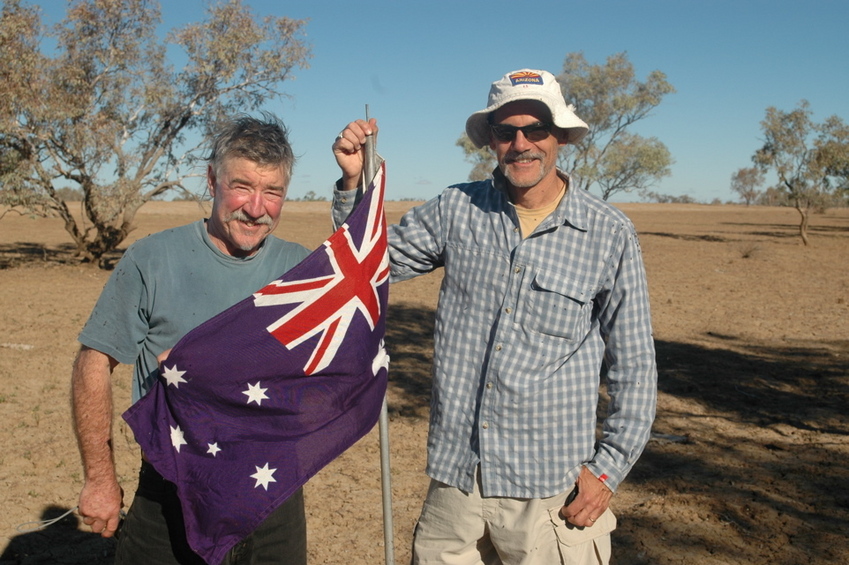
1, 200, 847, 564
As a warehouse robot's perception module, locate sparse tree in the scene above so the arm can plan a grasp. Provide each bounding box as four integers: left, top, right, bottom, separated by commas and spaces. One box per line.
752, 100, 849, 245
455, 133, 495, 181
557, 52, 675, 200
730, 167, 765, 206
756, 186, 789, 207
817, 115, 849, 206
0, 0, 310, 266
643, 191, 696, 204
591, 132, 673, 201
299, 190, 327, 202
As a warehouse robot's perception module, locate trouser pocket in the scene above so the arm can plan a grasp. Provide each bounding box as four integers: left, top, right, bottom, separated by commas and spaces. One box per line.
547, 507, 616, 564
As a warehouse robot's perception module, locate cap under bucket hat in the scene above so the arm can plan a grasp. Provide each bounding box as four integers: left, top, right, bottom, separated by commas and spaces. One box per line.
465, 69, 589, 148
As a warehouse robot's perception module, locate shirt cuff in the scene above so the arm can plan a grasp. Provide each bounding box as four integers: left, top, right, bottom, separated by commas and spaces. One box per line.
585, 458, 620, 492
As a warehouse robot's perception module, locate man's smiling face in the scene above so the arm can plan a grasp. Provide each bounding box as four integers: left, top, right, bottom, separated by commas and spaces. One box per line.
206, 157, 288, 257
489, 100, 565, 192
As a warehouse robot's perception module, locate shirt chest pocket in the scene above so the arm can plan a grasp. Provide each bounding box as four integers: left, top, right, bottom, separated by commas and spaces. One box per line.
518, 270, 594, 342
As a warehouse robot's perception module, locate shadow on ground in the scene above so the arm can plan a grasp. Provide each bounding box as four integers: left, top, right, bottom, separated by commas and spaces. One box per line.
0, 506, 115, 565
384, 303, 435, 418
642, 219, 847, 243
614, 335, 848, 565
0, 242, 124, 269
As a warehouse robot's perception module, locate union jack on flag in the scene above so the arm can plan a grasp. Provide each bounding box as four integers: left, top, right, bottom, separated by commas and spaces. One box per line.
124, 162, 390, 565
254, 168, 389, 375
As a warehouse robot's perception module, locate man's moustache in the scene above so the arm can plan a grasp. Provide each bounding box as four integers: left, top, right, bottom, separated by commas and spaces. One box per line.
504, 151, 543, 164
227, 210, 273, 225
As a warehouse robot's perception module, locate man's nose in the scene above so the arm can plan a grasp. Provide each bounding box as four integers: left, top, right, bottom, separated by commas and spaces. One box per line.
242, 190, 265, 217
512, 130, 534, 150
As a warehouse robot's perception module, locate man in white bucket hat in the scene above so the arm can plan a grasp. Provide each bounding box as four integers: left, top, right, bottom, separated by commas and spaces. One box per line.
332, 69, 657, 565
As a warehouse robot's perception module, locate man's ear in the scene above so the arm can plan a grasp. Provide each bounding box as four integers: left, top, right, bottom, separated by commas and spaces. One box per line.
207, 164, 216, 197
556, 129, 570, 147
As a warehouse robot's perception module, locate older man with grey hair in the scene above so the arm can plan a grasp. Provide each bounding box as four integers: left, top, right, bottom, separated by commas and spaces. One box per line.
72, 115, 310, 564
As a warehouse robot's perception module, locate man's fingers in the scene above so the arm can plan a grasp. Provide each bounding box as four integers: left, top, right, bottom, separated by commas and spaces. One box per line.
333, 118, 379, 191
157, 348, 172, 364
333, 133, 362, 156
560, 485, 610, 528
334, 119, 378, 150
101, 514, 122, 538
81, 516, 120, 537
561, 504, 599, 528
82, 515, 105, 533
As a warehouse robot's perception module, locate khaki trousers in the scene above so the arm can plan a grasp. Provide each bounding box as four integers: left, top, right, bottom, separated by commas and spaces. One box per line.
411, 472, 614, 565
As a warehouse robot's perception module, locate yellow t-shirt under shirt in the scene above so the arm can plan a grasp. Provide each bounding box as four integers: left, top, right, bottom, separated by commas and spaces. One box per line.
514, 184, 566, 238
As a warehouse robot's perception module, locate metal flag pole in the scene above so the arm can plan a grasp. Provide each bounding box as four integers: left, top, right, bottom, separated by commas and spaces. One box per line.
364, 104, 377, 189
365, 104, 395, 565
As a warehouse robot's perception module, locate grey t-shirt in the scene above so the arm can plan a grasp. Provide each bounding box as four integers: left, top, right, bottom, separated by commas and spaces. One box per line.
79, 220, 310, 402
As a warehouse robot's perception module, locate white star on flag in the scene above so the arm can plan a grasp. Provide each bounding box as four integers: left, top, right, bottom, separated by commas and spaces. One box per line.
372, 340, 390, 376
170, 425, 187, 452
207, 443, 221, 457
242, 382, 269, 406
251, 463, 277, 490
162, 365, 188, 388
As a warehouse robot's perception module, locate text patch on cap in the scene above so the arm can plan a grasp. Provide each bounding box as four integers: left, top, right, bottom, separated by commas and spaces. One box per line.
509, 71, 543, 86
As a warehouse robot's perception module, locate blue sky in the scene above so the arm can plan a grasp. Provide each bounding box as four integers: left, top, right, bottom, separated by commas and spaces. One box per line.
38, 0, 849, 203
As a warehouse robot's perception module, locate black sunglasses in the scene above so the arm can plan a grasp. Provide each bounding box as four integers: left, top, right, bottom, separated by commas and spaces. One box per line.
490, 122, 553, 143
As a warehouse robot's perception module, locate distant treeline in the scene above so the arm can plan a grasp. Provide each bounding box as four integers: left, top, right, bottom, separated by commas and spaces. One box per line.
644, 189, 848, 208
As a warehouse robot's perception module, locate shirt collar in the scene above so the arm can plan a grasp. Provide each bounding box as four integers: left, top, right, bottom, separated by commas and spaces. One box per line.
491, 167, 589, 232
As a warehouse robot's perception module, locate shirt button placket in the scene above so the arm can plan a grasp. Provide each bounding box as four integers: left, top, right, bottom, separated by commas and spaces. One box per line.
481, 260, 520, 486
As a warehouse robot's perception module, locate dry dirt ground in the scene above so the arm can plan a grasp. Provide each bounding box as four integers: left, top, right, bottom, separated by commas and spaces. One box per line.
0, 200, 847, 565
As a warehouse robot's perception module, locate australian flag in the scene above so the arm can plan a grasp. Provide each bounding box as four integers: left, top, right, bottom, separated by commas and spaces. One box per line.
123, 162, 389, 564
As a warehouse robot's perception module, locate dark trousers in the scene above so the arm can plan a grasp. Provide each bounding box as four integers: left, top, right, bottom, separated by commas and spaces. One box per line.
115, 460, 307, 565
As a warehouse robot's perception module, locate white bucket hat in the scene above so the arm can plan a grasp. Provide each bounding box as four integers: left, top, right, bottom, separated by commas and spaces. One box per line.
465, 69, 589, 148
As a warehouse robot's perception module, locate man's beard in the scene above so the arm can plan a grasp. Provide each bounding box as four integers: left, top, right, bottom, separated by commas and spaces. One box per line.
500, 150, 548, 188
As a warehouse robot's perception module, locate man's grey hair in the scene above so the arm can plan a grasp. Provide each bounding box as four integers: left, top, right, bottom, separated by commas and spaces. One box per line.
207, 113, 296, 184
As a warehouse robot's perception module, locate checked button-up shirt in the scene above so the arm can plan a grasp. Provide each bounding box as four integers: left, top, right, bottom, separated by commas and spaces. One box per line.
333, 169, 657, 498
